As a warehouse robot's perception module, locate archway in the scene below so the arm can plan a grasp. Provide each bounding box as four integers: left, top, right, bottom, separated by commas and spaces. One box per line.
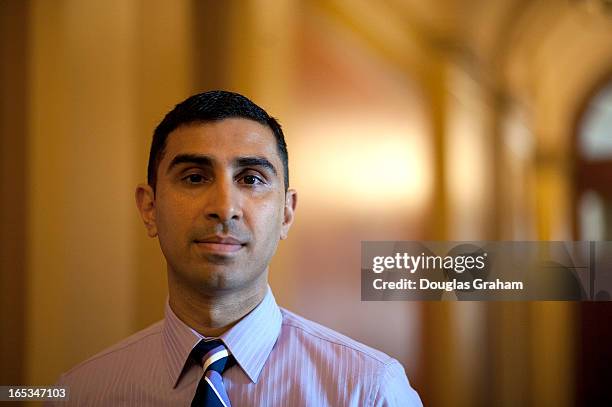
574, 74, 612, 405
576, 78, 612, 240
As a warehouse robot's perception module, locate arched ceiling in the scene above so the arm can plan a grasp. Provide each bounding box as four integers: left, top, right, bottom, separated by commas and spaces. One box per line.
316, 0, 612, 149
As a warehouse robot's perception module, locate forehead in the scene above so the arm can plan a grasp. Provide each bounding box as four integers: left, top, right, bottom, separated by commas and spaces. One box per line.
162, 118, 280, 164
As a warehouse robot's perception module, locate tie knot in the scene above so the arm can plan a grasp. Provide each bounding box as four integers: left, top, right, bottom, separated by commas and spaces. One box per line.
192, 339, 232, 374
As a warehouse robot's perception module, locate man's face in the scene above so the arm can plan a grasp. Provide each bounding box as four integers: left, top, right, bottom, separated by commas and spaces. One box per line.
136, 118, 296, 295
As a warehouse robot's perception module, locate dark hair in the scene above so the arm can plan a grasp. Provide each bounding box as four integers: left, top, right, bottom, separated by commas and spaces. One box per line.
147, 90, 289, 191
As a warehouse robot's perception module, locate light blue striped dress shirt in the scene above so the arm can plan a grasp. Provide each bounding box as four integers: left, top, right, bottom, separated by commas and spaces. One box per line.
47, 287, 422, 406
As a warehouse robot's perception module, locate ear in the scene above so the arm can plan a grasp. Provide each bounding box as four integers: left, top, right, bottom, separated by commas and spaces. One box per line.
135, 183, 158, 238
280, 189, 297, 240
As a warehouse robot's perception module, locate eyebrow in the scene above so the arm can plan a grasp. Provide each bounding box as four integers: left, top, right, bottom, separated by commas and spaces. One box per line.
235, 156, 278, 176
166, 154, 278, 176
167, 154, 213, 174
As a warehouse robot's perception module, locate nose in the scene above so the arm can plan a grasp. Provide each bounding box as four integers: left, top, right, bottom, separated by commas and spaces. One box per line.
205, 177, 242, 223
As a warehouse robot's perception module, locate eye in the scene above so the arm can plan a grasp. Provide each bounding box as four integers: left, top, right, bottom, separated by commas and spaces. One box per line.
183, 174, 206, 184
240, 174, 264, 185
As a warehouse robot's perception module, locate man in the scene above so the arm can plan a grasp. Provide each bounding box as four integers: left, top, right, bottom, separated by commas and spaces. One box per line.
49, 91, 422, 406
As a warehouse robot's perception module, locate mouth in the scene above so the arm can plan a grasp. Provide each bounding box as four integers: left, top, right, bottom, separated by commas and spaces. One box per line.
193, 236, 246, 254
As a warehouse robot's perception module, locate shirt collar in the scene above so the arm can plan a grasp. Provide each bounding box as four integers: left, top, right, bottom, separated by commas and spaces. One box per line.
220, 286, 282, 383
162, 286, 282, 387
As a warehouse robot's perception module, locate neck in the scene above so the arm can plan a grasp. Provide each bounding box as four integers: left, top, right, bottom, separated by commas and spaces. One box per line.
167, 272, 268, 337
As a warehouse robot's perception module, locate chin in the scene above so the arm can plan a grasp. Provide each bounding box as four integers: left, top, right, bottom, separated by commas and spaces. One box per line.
191, 268, 252, 292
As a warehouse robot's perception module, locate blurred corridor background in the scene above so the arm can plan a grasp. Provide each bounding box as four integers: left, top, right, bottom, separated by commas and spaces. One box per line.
2, 0, 612, 405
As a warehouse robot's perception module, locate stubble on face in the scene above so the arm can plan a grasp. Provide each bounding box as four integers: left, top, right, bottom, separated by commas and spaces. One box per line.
153, 119, 288, 300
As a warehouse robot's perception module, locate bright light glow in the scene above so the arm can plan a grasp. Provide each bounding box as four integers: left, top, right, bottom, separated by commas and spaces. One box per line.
291, 115, 432, 212
580, 81, 612, 160
579, 190, 605, 240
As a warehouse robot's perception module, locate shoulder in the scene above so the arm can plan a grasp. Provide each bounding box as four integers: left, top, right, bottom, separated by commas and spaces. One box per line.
279, 307, 393, 367
59, 320, 164, 383
278, 308, 422, 406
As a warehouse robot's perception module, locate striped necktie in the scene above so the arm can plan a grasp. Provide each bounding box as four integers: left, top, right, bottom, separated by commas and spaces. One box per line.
190, 339, 233, 407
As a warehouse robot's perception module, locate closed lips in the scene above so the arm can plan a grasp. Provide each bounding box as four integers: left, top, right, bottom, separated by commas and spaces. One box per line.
194, 237, 246, 253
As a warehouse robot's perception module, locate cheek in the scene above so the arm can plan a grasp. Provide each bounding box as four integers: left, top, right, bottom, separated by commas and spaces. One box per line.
249, 201, 284, 238
156, 196, 193, 236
